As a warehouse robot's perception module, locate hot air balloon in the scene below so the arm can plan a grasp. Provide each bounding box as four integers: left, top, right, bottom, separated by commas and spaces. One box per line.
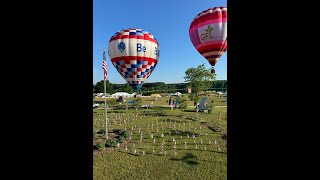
189, 7, 227, 73
108, 28, 160, 93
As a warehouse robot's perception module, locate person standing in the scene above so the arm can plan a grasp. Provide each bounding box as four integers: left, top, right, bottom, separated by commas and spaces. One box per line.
174, 97, 178, 108
171, 99, 175, 111
196, 103, 199, 112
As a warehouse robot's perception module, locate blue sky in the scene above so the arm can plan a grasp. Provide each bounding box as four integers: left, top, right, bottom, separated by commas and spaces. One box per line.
93, 0, 227, 84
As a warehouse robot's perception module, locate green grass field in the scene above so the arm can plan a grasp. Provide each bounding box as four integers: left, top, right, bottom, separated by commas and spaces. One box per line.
93, 105, 227, 179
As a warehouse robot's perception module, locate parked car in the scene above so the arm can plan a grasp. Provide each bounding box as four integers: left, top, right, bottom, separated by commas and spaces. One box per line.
93, 103, 100, 108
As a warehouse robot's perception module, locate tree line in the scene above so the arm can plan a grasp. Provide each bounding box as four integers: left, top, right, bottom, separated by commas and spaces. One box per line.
93, 80, 226, 96
94, 64, 226, 96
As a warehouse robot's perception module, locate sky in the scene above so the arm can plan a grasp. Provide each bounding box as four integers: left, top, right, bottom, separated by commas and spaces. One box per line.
93, 0, 227, 84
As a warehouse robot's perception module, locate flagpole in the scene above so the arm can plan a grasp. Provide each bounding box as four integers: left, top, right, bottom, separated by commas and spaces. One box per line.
103, 49, 108, 140
104, 78, 108, 140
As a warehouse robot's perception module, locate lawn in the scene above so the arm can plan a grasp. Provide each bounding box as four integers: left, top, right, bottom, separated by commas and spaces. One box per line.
93, 106, 227, 179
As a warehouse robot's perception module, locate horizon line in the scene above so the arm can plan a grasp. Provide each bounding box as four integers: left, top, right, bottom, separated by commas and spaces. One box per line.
93, 79, 227, 85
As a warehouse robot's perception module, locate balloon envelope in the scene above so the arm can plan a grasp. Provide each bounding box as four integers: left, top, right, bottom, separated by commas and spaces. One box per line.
108, 28, 160, 92
189, 7, 227, 66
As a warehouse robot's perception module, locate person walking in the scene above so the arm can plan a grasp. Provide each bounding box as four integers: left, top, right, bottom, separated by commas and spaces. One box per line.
171, 99, 175, 111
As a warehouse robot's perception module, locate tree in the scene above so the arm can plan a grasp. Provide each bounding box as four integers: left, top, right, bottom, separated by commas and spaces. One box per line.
93, 85, 96, 98
133, 97, 142, 109
92, 79, 226, 95
122, 83, 134, 94
211, 80, 227, 92
94, 80, 114, 94
95, 81, 104, 93
189, 93, 200, 103
184, 64, 215, 97
177, 97, 187, 110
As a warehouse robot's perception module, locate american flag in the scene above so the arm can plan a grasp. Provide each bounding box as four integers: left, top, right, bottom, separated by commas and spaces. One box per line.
102, 50, 108, 80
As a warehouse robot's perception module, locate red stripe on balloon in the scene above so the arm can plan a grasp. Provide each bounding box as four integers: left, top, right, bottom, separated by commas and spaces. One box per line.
197, 44, 225, 53
111, 56, 158, 63
110, 36, 158, 44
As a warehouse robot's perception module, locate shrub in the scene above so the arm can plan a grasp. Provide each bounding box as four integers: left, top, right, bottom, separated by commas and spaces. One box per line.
178, 97, 187, 110
119, 136, 125, 143
133, 97, 142, 107
122, 131, 129, 139
188, 94, 200, 103
96, 142, 105, 150
98, 129, 106, 134
106, 139, 117, 147
202, 102, 214, 114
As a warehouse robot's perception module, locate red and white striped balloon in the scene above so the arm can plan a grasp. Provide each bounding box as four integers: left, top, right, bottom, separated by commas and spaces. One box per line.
189, 7, 227, 67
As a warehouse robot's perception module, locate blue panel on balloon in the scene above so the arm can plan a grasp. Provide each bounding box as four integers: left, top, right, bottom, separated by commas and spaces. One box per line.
137, 60, 143, 64
131, 64, 136, 68
129, 32, 136, 35
130, 83, 143, 92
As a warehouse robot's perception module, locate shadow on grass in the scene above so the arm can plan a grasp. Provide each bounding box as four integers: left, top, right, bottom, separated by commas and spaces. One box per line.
200, 122, 222, 133
183, 109, 196, 112
170, 153, 199, 165
211, 150, 227, 154
127, 153, 140, 156
156, 131, 199, 137
186, 160, 199, 165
